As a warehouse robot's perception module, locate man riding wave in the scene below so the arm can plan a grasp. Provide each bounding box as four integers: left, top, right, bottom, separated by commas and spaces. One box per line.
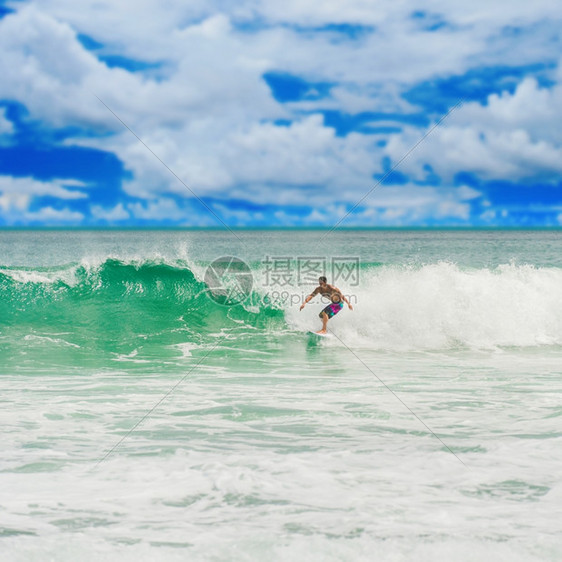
300, 276, 353, 334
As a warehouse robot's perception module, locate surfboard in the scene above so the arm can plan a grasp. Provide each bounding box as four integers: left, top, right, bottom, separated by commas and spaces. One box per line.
307, 330, 330, 338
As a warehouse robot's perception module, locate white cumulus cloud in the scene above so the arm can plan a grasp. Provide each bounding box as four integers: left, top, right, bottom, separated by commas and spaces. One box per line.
0, 175, 87, 208
0, 0, 561, 225
0, 175, 88, 225
386, 76, 562, 183
91, 203, 130, 222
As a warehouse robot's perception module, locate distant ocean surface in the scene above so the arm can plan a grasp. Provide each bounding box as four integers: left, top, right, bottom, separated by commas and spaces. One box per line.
1, 229, 561, 561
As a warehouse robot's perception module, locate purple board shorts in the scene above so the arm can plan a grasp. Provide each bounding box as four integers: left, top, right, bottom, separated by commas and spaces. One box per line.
319, 301, 344, 319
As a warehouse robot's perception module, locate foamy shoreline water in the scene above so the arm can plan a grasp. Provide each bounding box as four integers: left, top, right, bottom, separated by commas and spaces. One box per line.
1, 230, 561, 560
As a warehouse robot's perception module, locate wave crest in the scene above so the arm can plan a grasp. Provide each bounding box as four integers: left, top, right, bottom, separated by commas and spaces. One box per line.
287, 262, 562, 350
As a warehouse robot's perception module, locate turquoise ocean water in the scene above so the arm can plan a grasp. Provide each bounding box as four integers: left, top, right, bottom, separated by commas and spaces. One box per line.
1, 229, 562, 560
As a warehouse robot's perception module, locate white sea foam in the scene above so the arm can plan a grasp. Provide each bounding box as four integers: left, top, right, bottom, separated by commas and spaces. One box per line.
170, 342, 200, 358
23, 334, 81, 348
0, 266, 80, 286
2, 352, 561, 561
285, 263, 562, 350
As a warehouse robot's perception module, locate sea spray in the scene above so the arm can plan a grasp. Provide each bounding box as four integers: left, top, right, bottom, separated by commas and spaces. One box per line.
3, 257, 562, 362
286, 262, 562, 350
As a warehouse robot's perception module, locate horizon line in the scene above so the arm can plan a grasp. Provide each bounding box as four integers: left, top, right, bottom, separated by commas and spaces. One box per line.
1, 225, 562, 231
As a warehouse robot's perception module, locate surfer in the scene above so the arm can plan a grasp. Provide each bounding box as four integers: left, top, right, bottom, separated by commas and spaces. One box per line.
299, 276, 353, 334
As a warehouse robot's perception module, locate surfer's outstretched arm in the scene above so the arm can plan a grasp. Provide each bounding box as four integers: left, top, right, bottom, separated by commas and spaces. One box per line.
300, 286, 322, 310
300, 293, 314, 311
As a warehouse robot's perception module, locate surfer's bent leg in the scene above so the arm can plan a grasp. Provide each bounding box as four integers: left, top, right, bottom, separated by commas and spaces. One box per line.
318, 302, 343, 333
318, 311, 329, 333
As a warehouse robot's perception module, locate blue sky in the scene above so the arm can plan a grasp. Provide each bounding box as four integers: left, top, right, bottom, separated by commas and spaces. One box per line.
1, 0, 562, 227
